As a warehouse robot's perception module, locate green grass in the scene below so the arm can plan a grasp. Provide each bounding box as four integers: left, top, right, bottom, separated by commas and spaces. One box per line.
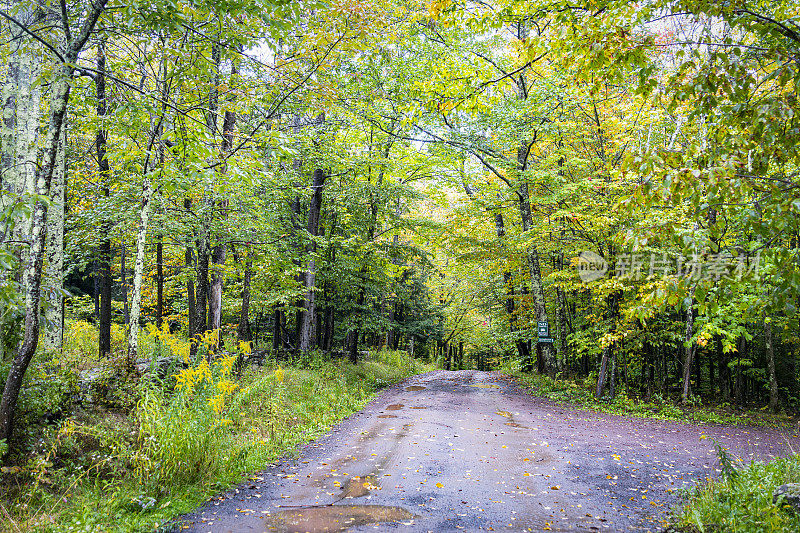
670, 452, 800, 533
503, 365, 794, 428
0, 349, 430, 532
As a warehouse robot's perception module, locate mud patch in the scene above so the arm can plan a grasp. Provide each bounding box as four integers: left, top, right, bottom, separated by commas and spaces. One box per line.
405, 385, 427, 391
339, 475, 379, 498
264, 505, 414, 532
377, 414, 397, 419
385, 404, 404, 411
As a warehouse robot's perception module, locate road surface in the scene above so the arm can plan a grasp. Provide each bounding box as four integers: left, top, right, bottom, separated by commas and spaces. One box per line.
176, 370, 796, 532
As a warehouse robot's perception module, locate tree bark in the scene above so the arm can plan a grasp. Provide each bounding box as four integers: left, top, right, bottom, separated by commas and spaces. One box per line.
237, 253, 252, 342
121, 240, 129, 324
156, 236, 163, 329
206, 45, 235, 349
96, 39, 113, 357
765, 318, 779, 412
43, 127, 66, 354
127, 178, 154, 361
681, 293, 696, 404
596, 345, 610, 399
298, 169, 326, 351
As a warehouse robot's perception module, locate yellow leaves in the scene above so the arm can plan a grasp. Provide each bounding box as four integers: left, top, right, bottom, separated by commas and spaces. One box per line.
275, 366, 285, 384
435, 482, 443, 488
238, 340, 252, 355
427, 0, 451, 19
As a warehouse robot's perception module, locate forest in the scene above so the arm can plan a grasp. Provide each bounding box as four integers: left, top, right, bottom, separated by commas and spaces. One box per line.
0, 0, 798, 530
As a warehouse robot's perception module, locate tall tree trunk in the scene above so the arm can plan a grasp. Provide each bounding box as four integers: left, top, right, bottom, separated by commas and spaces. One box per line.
206, 44, 225, 347
195, 238, 209, 338
96, 39, 113, 358
681, 293, 696, 404
1, 0, 109, 446
43, 127, 66, 354
127, 178, 154, 361
596, 345, 610, 399
121, 240, 129, 324
128, 55, 169, 360
237, 253, 252, 342
298, 169, 326, 351
765, 318, 779, 412
272, 307, 282, 351
349, 328, 359, 364
184, 200, 196, 342
156, 236, 163, 329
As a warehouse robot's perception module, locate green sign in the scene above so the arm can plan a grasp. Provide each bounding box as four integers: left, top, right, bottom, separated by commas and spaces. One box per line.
537, 321, 549, 337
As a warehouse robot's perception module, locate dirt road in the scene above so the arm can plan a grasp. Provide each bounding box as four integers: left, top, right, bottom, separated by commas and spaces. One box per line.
176, 370, 797, 532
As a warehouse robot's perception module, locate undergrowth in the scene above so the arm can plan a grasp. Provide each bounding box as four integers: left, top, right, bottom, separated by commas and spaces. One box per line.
670, 448, 800, 532
503, 362, 794, 428
0, 321, 428, 533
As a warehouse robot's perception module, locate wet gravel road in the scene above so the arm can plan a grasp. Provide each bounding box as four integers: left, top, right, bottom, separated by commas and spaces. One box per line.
176, 370, 797, 532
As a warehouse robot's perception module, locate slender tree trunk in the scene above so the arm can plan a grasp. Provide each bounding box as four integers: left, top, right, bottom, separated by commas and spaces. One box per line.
43, 127, 66, 354
765, 318, 779, 412
156, 236, 163, 329
195, 238, 209, 337
734, 337, 745, 405
596, 345, 610, 399
127, 178, 154, 361
682, 294, 696, 404
184, 200, 195, 343
127, 57, 170, 360
237, 253, 253, 342
121, 240, 129, 325
206, 44, 235, 350
299, 169, 326, 351
323, 304, 334, 351
96, 39, 113, 357
349, 322, 360, 363
272, 307, 282, 351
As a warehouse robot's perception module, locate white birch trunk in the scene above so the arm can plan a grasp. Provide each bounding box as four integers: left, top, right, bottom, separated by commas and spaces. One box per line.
43, 127, 66, 353
126, 178, 154, 361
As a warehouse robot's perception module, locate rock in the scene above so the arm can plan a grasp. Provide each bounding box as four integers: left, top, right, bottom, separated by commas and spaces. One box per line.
136, 356, 179, 378
773, 483, 800, 513
78, 368, 103, 403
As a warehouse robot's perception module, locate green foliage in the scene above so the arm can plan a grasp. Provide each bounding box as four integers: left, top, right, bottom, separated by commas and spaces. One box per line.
506, 368, 791, 428
674, 453, 800, 533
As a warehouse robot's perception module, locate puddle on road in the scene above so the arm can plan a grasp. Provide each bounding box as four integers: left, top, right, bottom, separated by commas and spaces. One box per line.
470, 383, 501, 389
385, 404, 404, 411
377, 414, 397, 419
339, 475, 378, 498
264, 505, 415, 532
405, 385, 427, 391
496, 410, 529, 429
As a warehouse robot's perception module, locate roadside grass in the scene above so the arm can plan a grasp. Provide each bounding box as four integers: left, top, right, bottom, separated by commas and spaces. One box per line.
0, 333, 429, 533
503, 364, 795, 429
670, 452, 800, 532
